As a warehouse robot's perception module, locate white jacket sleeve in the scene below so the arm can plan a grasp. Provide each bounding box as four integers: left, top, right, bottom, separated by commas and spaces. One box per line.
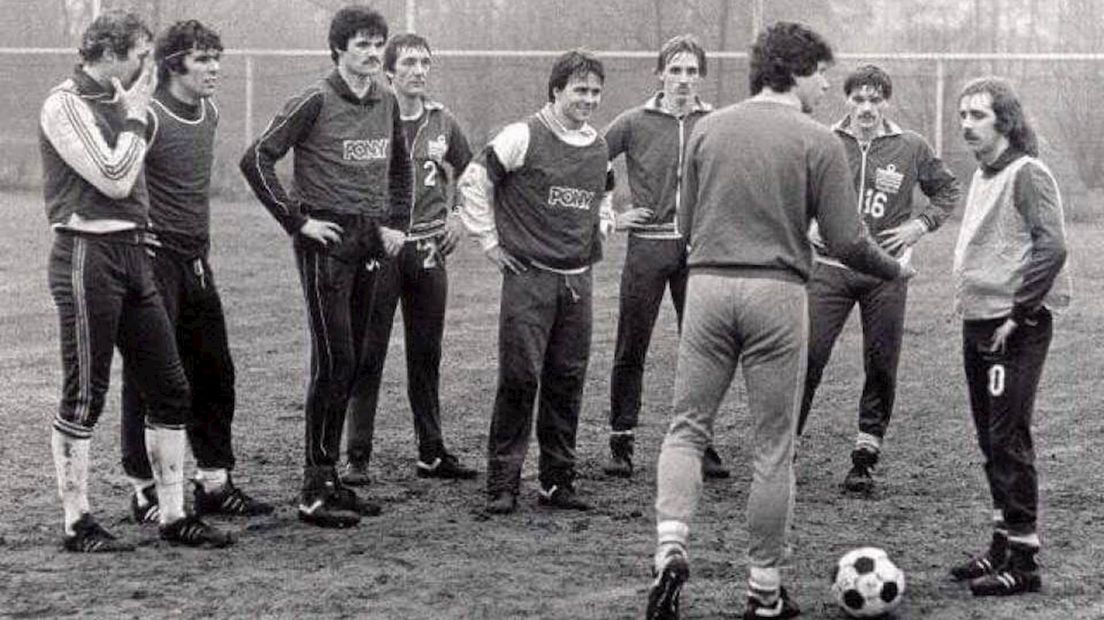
457, 122, 530, 251
40, 91, 148, 200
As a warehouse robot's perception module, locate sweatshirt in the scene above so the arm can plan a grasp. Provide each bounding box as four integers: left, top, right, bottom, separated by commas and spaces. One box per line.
679, 98, 900, 283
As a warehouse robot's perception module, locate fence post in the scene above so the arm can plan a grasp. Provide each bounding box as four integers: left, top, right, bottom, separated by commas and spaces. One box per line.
935, 57, 945, 158
244, 54, 254, 150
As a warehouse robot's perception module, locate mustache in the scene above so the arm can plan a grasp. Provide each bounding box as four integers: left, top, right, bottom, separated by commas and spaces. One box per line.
963, 130, 979, 140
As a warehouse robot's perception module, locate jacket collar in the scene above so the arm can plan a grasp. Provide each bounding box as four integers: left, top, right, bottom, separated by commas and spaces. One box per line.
72, 65, 117, 101
832, 115, 903, 141
980, 147, 1026, 177
644, 92, 713, 117
326, 69, 384, 104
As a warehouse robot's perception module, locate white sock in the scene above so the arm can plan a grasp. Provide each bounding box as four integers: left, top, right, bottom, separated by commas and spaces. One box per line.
655, 520, 690, 571
51, 429, 90, 535
195, 468, 229, 493
145, 426, 187, 524
128, 476, 155, 504
748, 566, 781, 603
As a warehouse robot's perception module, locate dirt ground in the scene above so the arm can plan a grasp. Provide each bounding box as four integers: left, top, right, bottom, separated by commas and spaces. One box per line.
2, 191, 1103, 619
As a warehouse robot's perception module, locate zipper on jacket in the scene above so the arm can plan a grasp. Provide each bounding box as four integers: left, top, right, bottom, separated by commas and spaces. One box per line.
857, 140, 871, 214
674, 116, 685, 235
406, 110, 430, 233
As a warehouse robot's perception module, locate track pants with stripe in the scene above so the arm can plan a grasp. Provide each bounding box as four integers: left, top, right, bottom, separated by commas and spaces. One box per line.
294, 213, 384, 477
963, 310, 1052, 538
120, 251, 236, 478
48, 230, 190, 438
345, 236, 448, 464
609, 236, 688, 431
487, 268, 592, 495
797, 262, 909, 438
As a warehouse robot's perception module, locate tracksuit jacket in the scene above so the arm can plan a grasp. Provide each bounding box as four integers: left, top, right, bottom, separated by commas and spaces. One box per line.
603, 93, 712, 239
240, 69, 412, 234
811, 117, 960, 267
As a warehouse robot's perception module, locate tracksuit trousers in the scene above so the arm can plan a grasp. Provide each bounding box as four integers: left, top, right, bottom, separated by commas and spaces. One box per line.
655, 272, 806, 570
798, 262, 909, 439
120, 250, 236, 478
48, 230, 190, 438
609, 236, 688, 431
487, 267, 593, 496
345, 235, 449, 464
963, 309, 1052, 538
293, 212, 384, 483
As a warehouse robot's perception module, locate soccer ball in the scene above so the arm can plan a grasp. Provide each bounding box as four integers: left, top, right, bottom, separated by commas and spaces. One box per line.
831, 547, 905, 618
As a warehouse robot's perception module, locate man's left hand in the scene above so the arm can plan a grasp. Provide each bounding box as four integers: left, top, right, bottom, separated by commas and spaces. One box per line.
379, 226, 406, 257
989, 318, 1017, 354
878, 219, 927, 254
440, 215, 463, 256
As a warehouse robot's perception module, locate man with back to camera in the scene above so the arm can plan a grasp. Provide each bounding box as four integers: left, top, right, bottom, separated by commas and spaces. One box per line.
644, 22, 913, 620
40, 10, 231, 551
119, 19, 273, 525
458, 49, 616, 515
797, 64, 961, 494
601, 34, 729, 481
240, 5, 412, 528
948, 76, 1070, 597
341, 32, 478, 485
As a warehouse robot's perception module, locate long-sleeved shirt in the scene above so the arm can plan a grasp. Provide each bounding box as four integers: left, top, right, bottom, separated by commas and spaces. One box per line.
953, 148, 1071, 321
39, 67, 150, 231
458, 104, 614, 271
239, 70, 412, 235
811, 116, 961, 268
603, 93, 711, 239
679, 98, 901, 283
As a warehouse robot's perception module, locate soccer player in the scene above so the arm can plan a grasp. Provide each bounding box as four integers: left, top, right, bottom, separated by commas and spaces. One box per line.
602, 35, 729, 481
948, 77, 1070, 597
458, 49, 615, 515
119, 20, 273, 524
40, 10, 231, 551
240, 5, 412, 528
796, 64, 961, 493
645, 22, 911, 619
341, 33, 477, 484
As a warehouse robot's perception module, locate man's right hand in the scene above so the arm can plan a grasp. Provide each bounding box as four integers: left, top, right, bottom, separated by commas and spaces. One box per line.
485, 246, 527, 274
298, 218, 344, 246
615, 207, 654, 231
113, 56, 158, 122
897, 263, 918, 280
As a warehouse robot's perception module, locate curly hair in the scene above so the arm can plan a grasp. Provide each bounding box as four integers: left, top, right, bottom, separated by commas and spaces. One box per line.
749, 21, 833, 95
328, 5, 388, 63
959, 77, 1038, 157
547, 49, 604, 102
843, 64, 892, 99
155, 20, 223, 83
656, 34, 707, 77
384, 32, 431, 73
78, 10, 152, 64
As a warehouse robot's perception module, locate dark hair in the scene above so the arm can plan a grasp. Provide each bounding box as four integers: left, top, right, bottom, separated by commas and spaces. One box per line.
547, 49, 604, 102
328, 5, 388, 63
155, 20, 223, 83
78, 10, 152, 63
959, 77, 1038, 157
843, 64, 892, 99
384, 32, 431, 73
656, 34, 707, 77
749, 21, 833, 95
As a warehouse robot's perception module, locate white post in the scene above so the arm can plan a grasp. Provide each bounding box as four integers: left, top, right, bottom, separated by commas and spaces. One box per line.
934, 58, 945, 158
91, 0, 101, 19
405, 0, 416, 32
244, 54, 254, 149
